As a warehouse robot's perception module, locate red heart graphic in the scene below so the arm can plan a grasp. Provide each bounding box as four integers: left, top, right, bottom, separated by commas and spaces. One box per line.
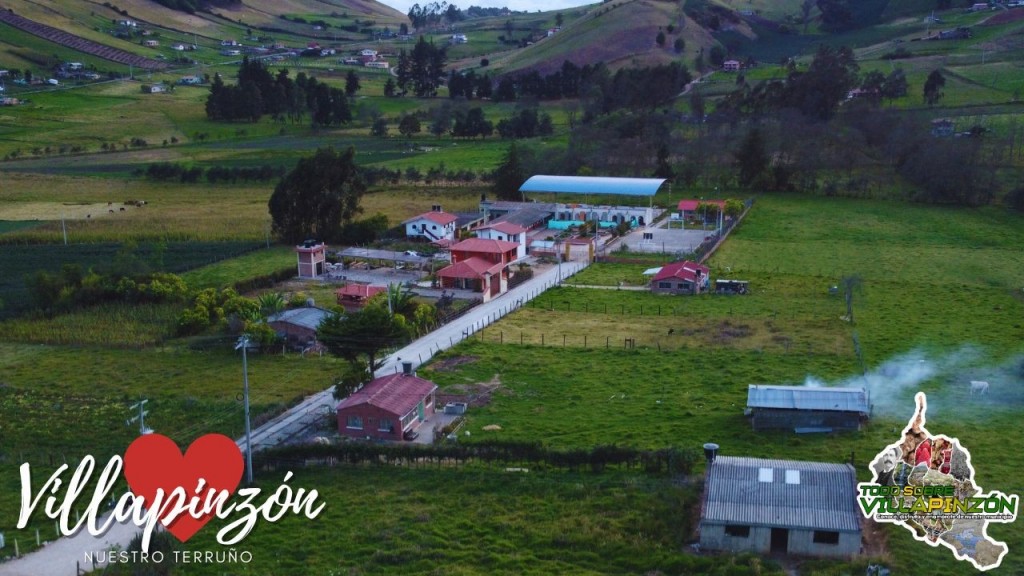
123, 433, 244, 542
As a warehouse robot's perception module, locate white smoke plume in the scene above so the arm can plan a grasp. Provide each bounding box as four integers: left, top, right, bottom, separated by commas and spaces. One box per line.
800, 346, 1005, 417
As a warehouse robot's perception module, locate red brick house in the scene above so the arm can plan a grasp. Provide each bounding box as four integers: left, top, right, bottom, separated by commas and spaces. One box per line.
650, 260, 710, 295
296, 240, 327, 279
336, 283, 387, 312
436, 238, 518, 302
336, 369, 437, 441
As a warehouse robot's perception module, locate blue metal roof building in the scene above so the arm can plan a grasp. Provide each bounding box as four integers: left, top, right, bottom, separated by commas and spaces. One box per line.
746, 385, 870, 432
519, 175, 666, 197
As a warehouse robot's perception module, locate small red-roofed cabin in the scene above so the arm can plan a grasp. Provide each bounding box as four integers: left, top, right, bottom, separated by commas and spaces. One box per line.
336, 283, 387, 312
651, 260, 710, 295
336, 367, 437, 441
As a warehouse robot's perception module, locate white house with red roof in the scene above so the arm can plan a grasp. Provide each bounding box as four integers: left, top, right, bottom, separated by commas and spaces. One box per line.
437, 237, 519, 301
336, 366, 437, 441
403, 207, 459, 243
650, 260, 710, 295
473, 221, 527, 260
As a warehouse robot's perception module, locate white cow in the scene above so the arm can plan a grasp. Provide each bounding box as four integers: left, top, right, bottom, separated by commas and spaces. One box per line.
969, 380, 989, 395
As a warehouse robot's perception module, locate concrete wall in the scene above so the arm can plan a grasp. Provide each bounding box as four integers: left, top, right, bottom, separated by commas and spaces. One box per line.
699, 523, 860, 558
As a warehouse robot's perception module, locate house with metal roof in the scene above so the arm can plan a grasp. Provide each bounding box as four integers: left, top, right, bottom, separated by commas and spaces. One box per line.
336, 365, 437, 441
699, 455, 862, 557
746, 385, 870, 432
267, 306, 333, 348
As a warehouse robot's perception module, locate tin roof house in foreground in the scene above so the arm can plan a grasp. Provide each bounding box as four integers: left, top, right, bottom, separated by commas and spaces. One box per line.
745, 385, 870, 432
699, 454, 862, 558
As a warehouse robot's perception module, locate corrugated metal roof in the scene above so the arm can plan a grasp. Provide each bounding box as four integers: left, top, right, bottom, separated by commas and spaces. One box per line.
336, 373, 437, 416
703, 456, 860, 532
747, 385, 869, 414
519, 175, 666, 197
266, 307, 333, 331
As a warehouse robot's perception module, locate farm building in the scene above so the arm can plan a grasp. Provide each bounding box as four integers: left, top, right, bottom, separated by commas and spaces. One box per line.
404, 206, 458, 244
650, 260, 710, 295
436, 238, 519, 301
745, 385, 870, 432
336, 283, 387, 311
518, 175, 663, 227
296, 240, 327, 279
699, 455, 862, 557
722, 60, 741, 72
267, 306, 332, 349
365, 61, 389, 69
336, 365, 437, 441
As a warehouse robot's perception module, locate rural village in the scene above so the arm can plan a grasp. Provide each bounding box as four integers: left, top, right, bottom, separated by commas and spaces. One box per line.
0, 0, 1022, 574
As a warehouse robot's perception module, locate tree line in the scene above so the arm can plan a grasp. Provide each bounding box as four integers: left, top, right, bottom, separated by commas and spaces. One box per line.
140, 162, 285, 184
205, 57, 353, 126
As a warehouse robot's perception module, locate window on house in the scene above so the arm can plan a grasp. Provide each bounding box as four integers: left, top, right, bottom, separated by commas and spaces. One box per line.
432, 225, 437, 230
658, 282, 672, 289
378, 418, 393, 432
346, 415, 362, 430
725, 525, 750, 537
813, 531, 839, 544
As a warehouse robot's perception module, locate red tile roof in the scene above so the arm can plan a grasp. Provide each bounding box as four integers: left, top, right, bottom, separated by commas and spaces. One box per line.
404, 211, 458, 226
336, 373, 437, 416
651, 260, 709, 283
677, 199, 726, 211
336, 284, 387, 300
450, 237, 519, 254
437, 257, 503, 279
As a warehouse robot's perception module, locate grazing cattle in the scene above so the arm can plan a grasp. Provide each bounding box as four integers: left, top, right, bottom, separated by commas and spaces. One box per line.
109, 209, 114, 214
969, 380, 989, 395
119, 207, 125, 211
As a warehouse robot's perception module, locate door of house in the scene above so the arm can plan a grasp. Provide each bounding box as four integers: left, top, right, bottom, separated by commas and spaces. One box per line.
417, 400, 424, 421
770, 528, 788, 554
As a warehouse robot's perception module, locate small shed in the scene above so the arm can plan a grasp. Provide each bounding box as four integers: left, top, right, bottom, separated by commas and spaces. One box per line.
336, 365, 437, 441
267, 306, 332, 348
296, 240, 327, 279
699, 455, 862, 557
336, 283, 387, 311
746, 385, 870, 432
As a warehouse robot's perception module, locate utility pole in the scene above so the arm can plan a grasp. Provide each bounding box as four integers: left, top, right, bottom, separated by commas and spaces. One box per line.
235, 336, 254, 485
127, 399, 151, 435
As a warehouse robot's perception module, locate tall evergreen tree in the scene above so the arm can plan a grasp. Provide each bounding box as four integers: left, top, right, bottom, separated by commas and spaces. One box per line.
492, 143, 526, 201
733, 128, 768, 188
268, 147, 365, 243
